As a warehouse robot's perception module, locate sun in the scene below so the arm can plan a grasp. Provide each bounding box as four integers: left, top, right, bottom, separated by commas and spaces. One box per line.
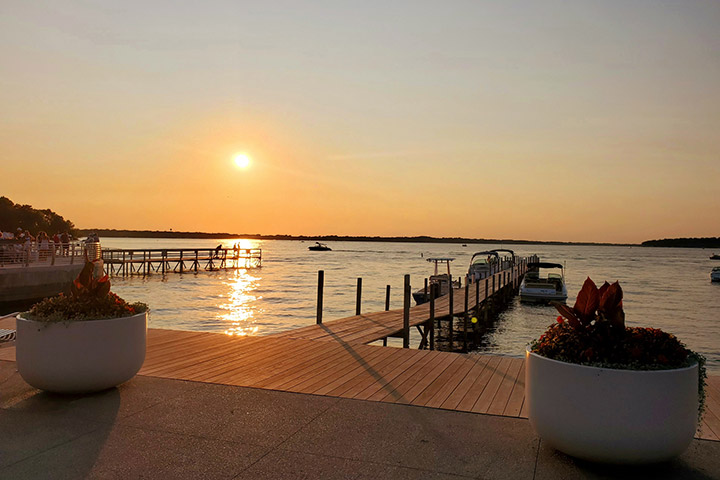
234, 153, 251, 169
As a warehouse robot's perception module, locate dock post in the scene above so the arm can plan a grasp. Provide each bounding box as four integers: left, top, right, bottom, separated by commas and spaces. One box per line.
385, 285, 390, 311
316, 270, 324, 325
356, 278, 362, 315
475, 277, 480, 316
122, 251, 126, 276
424, 278, 428, 297
143, 251, 147, 276
448, 274, 454, 348
463, 280, 469, 352
403, 274, 410, 348
484, 279, 490, 322
429, 283, 436, 350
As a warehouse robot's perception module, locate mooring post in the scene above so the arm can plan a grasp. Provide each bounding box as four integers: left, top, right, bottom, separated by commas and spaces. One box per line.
385, 285, 391, 311
424, 277, 428, 296
475, 276, 480, 316
485, 278, 490, 322
429, 283, 436, 350
463, 279, 469, 352
316, 270, 324, 325
448, 274, 454, 347
143, 251, 147, 276
403, 274, 410, 348
356, 277, 362, 315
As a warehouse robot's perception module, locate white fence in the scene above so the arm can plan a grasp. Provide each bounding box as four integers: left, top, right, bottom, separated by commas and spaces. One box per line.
0, 240, 101, 268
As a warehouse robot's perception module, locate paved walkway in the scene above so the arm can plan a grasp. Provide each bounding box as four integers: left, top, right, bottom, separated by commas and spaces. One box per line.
1, 359, 719, 479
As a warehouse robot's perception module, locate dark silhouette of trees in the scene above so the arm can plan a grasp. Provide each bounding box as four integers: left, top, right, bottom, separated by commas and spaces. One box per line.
0, 197, 76, 235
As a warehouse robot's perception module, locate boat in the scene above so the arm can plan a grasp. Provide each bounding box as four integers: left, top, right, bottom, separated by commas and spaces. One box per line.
712, 267, 720, 282
467, 251, 500, 282
710, 254, 720, 260
519, 262, 568, 303
413, 257, 459, 305
308, 242, 331, 251
489, 248, 516, 267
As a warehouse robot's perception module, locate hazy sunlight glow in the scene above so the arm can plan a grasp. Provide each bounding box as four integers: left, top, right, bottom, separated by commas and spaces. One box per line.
234, 153, 251, 169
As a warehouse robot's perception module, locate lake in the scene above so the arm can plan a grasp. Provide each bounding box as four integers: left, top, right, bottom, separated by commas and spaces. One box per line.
94, 238, 720, 374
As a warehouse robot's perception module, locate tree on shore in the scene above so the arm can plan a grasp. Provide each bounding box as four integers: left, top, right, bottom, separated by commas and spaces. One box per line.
0, 197, 77, 235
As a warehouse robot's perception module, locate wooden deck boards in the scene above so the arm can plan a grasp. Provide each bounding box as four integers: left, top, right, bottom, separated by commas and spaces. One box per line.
1, 318, 718, 442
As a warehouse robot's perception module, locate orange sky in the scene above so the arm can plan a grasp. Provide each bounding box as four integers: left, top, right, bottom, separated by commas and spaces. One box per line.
2, 1, 719, 244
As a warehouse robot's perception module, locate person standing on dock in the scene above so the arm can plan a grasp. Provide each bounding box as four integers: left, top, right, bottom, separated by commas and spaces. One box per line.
214, 244, 222, 258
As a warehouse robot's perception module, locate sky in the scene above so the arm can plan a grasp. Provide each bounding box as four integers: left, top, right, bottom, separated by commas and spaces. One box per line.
1, 1, 719, 244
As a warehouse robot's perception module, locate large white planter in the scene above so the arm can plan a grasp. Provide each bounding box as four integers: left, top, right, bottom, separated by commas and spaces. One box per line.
16, 312, 147, 394
525, 349, 698, 464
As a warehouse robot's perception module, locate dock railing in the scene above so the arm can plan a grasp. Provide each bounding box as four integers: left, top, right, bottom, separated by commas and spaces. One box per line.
101, 247, 262, 275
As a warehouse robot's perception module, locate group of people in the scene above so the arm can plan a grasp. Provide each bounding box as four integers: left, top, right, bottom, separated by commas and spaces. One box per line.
0, 228, 74, 264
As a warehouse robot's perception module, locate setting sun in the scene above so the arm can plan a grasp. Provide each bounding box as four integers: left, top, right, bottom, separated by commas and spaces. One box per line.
234, 153, 251, 169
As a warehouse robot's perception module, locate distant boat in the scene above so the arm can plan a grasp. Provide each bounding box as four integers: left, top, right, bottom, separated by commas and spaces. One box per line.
712, 267, 720, 282
710, 254, 720, 260
308, 242, 331, 252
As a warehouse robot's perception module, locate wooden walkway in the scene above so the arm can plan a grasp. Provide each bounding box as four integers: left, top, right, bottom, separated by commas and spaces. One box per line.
273, 263, 528, 346
0, 324, 718, 441
102, 247, 262, 276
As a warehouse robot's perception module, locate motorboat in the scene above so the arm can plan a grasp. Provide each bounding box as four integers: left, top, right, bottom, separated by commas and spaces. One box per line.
308, 242, 331, 252
519, 262, 568, 303
712, 267, 720, 282
489, 248, 516, 267
710, 254, 720, 260
413, 257, 459, 305
467, 251, 500, 282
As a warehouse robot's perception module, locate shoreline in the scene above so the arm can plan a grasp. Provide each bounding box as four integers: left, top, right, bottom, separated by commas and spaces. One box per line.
77, 229, 638, 247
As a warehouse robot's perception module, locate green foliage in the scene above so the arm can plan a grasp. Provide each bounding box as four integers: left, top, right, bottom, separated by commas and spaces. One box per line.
25, 261, 147, 322
0, 196, 76, 235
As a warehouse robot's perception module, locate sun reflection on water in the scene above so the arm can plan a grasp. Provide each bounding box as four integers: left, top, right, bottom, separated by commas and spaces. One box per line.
219, 268, 262, 336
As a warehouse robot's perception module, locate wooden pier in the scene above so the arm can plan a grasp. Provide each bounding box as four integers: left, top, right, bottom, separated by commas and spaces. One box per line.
101, 247, 261, 276
273, 258, 532, 351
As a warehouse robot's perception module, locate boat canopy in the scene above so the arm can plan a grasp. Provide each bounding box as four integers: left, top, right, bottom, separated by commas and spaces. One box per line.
489, 248, 515, 256
470, 251, 500, 262
527, 262, 564, 269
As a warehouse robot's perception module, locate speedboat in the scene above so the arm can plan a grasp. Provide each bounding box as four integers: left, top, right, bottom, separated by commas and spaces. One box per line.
712, 267, 720, 282
467, 251, 500, 282
413, 257, 459, 304
308, 242, 331, 251
519, 262, 568, 303
710, 254, 720, 260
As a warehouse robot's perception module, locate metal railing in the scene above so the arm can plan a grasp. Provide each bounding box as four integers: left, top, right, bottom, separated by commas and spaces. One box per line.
0, 240, 101, 268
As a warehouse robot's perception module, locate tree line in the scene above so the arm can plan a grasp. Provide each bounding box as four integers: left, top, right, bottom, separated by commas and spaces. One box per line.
641, 238, 720, 248
0, 197, 76, 236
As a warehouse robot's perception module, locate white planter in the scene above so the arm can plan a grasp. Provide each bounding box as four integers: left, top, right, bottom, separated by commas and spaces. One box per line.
525, 349, 698, 464
16, 312, 147, 394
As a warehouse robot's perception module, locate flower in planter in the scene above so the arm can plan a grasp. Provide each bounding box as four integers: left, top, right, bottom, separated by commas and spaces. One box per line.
530, 277, 707, 417
25, 260, 147, 323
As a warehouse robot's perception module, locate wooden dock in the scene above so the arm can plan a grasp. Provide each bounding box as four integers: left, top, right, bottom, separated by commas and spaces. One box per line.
0, 323, 717, 441
102, 247, 262, 276
273, 261, 530, 350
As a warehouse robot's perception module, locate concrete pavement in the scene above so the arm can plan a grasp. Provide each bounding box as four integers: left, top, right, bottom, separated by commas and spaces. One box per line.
1, 360, 719, 480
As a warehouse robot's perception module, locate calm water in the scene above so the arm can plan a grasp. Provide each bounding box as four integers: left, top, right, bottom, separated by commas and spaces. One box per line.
95, 238, 720, 374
